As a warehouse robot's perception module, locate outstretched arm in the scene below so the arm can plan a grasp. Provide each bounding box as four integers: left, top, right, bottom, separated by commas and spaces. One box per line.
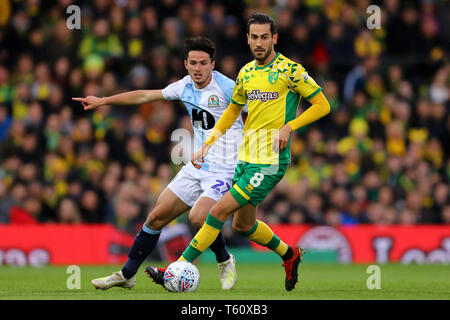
72, 90, 164, 111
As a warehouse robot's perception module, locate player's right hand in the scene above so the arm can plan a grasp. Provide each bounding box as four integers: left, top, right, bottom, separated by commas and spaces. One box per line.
72, 96, 105, 111
191, 144, 211, 169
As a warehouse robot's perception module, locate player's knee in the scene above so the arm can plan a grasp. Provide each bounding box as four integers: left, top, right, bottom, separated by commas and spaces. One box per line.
209, 202, 228, 221
232, 219, 253, 234
145, 208, 166, 230
189, 212, 205, 230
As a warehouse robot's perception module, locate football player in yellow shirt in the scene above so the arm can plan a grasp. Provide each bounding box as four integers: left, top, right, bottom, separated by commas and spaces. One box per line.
150, 13, 330, 291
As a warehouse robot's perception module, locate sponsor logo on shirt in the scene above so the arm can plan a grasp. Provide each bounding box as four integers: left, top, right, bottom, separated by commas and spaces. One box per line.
247, 90, 279, 102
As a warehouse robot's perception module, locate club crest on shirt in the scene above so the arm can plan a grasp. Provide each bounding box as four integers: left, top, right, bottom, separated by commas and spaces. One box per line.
208, 94, 219, 107
268, 71, 279, 84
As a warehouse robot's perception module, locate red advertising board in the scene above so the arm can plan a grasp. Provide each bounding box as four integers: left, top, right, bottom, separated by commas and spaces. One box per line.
0, 224, 134, 266
1, 224, 450, 265
253, 225, 450, 264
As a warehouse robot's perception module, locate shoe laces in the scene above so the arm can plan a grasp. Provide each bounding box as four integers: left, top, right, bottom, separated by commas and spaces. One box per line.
218, 260, 228, 270
157, 264, 167, 273
282, 248, 300, 280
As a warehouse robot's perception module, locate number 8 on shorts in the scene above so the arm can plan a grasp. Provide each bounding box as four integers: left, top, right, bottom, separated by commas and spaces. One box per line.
229, 162, 288, 207
250, 172, 264, 188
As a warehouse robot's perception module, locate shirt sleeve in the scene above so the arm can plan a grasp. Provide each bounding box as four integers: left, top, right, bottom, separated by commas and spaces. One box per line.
230, 69, 247, 106
288, 63, 322, 100
204, 102, 243, 145
287, 91, 330, 131
213, 71, 235, 105
161, 76, 189, 100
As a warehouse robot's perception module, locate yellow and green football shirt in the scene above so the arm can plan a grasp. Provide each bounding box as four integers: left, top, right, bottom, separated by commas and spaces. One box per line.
231, 52, 322, 165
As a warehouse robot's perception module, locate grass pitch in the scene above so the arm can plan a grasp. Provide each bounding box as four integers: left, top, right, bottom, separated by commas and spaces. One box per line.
0, 263, 449, 300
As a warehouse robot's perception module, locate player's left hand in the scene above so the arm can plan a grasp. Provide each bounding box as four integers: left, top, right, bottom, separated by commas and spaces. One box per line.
191, 143, 211, 169
273, 124, 292, 151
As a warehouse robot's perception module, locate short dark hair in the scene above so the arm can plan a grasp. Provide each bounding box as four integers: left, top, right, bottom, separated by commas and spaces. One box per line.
183, 37, 216, 61
247, 13, 277, 35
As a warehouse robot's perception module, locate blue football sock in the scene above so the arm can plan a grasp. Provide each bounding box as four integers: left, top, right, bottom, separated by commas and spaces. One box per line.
121, 225, 161, 279
209, 231, 230, 263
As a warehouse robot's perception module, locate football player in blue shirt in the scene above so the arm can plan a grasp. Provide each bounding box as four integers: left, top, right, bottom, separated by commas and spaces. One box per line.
73, 37, 244, 290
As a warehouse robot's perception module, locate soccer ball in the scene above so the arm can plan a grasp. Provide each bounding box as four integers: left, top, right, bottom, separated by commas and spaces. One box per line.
163, 260, 200, 293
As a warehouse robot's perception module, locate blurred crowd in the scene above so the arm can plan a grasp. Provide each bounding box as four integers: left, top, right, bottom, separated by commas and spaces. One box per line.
0, 0, 449, 235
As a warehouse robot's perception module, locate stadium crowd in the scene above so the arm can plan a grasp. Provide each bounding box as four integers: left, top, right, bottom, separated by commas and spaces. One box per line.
0, 0, 449, 235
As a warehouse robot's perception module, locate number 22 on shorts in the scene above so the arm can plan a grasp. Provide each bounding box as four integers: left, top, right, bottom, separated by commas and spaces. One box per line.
211, 180, 231, 195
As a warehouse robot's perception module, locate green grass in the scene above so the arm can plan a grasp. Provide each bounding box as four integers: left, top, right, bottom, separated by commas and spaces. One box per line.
0, 263, 449, 300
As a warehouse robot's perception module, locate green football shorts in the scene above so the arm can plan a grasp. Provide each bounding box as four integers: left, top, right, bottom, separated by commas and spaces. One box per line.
229, 161, 288, 207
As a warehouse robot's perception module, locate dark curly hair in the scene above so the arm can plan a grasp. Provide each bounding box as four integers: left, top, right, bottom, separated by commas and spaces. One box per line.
247, 13, 277, 35
183, 37, 216, 61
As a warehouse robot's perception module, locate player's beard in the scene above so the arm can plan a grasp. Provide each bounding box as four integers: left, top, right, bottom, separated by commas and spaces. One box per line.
252, 46, 273, 64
